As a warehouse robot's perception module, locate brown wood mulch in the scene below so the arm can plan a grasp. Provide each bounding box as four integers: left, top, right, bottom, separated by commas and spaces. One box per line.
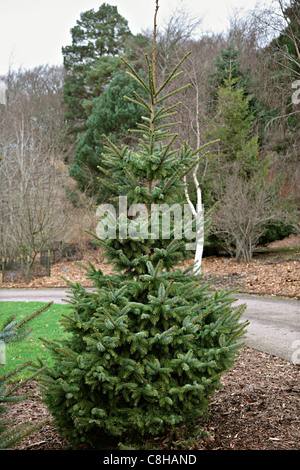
6, 347, 300, 451
1, 234, 300, 300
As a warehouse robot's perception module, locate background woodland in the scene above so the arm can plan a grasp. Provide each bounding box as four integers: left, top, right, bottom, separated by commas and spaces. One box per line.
0, 0, 299, 264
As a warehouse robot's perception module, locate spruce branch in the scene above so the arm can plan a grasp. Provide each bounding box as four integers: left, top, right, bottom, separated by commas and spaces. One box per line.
154, 102, 182, 121
124, 168, 139, 188
101, 134, 122, 157
155, 51, 192, 97
179, 150, 211, 179
17, 302, 53, 328
225, 322, 249, 346
0, 362, 32, 387
123, 93, 152, 113
121, 57, 151, 94
155, 121, 182, 132
160, 134, 178, 164
188, 139, 220, 159
155, 84, 191, 106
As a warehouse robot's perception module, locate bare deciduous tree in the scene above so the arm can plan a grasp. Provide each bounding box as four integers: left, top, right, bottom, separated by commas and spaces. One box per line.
0, 121, 73, 262
210, 171, 296, 262
0, 65, 96, 263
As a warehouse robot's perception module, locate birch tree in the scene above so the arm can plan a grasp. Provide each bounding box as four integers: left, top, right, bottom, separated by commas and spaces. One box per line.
182, 61, 205, 275
175, 41, 221, 274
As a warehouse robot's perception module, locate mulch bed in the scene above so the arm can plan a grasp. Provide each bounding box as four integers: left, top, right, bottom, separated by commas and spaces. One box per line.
2, 234, 300, 300
6, 347, 300, 451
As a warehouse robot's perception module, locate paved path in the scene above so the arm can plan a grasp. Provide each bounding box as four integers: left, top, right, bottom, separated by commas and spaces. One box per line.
0, 287, 76, 304
1, 288, 300, 364
234, 294, 300, 364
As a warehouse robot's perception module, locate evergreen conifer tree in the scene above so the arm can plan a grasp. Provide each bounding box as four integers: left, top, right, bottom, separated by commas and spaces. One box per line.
36, 1, 248, 449
209, 73, 260, 171
62, 3, 131, 137
69, 70, 147, 204
203, 63, 267, 194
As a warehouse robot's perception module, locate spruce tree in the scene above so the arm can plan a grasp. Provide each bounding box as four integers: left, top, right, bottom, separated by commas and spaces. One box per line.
37, 1, 248, 449
203, 63, 267, 200
207, 71, 260, 172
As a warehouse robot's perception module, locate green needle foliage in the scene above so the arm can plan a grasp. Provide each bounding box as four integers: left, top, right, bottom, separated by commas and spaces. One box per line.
36, 1, 248, 449
0, 302, 53, 449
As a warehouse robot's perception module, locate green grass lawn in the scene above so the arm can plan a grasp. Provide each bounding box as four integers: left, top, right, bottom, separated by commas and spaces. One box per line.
0, 301, 70, 379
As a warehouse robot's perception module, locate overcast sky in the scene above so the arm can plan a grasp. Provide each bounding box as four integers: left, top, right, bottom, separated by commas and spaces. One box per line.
0, 0, 268, 76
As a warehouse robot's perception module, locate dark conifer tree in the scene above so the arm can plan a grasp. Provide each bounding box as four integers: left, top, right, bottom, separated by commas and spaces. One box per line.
62, 3, 132, 137
69, 70, 147, 204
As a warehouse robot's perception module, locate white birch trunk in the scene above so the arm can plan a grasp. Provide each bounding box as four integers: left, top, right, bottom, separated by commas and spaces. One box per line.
183, 75, 205, 275
184, 173, 204, 275
194, 204, 204, 275
181, 52, 211, 275
0, 80, 6, 105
